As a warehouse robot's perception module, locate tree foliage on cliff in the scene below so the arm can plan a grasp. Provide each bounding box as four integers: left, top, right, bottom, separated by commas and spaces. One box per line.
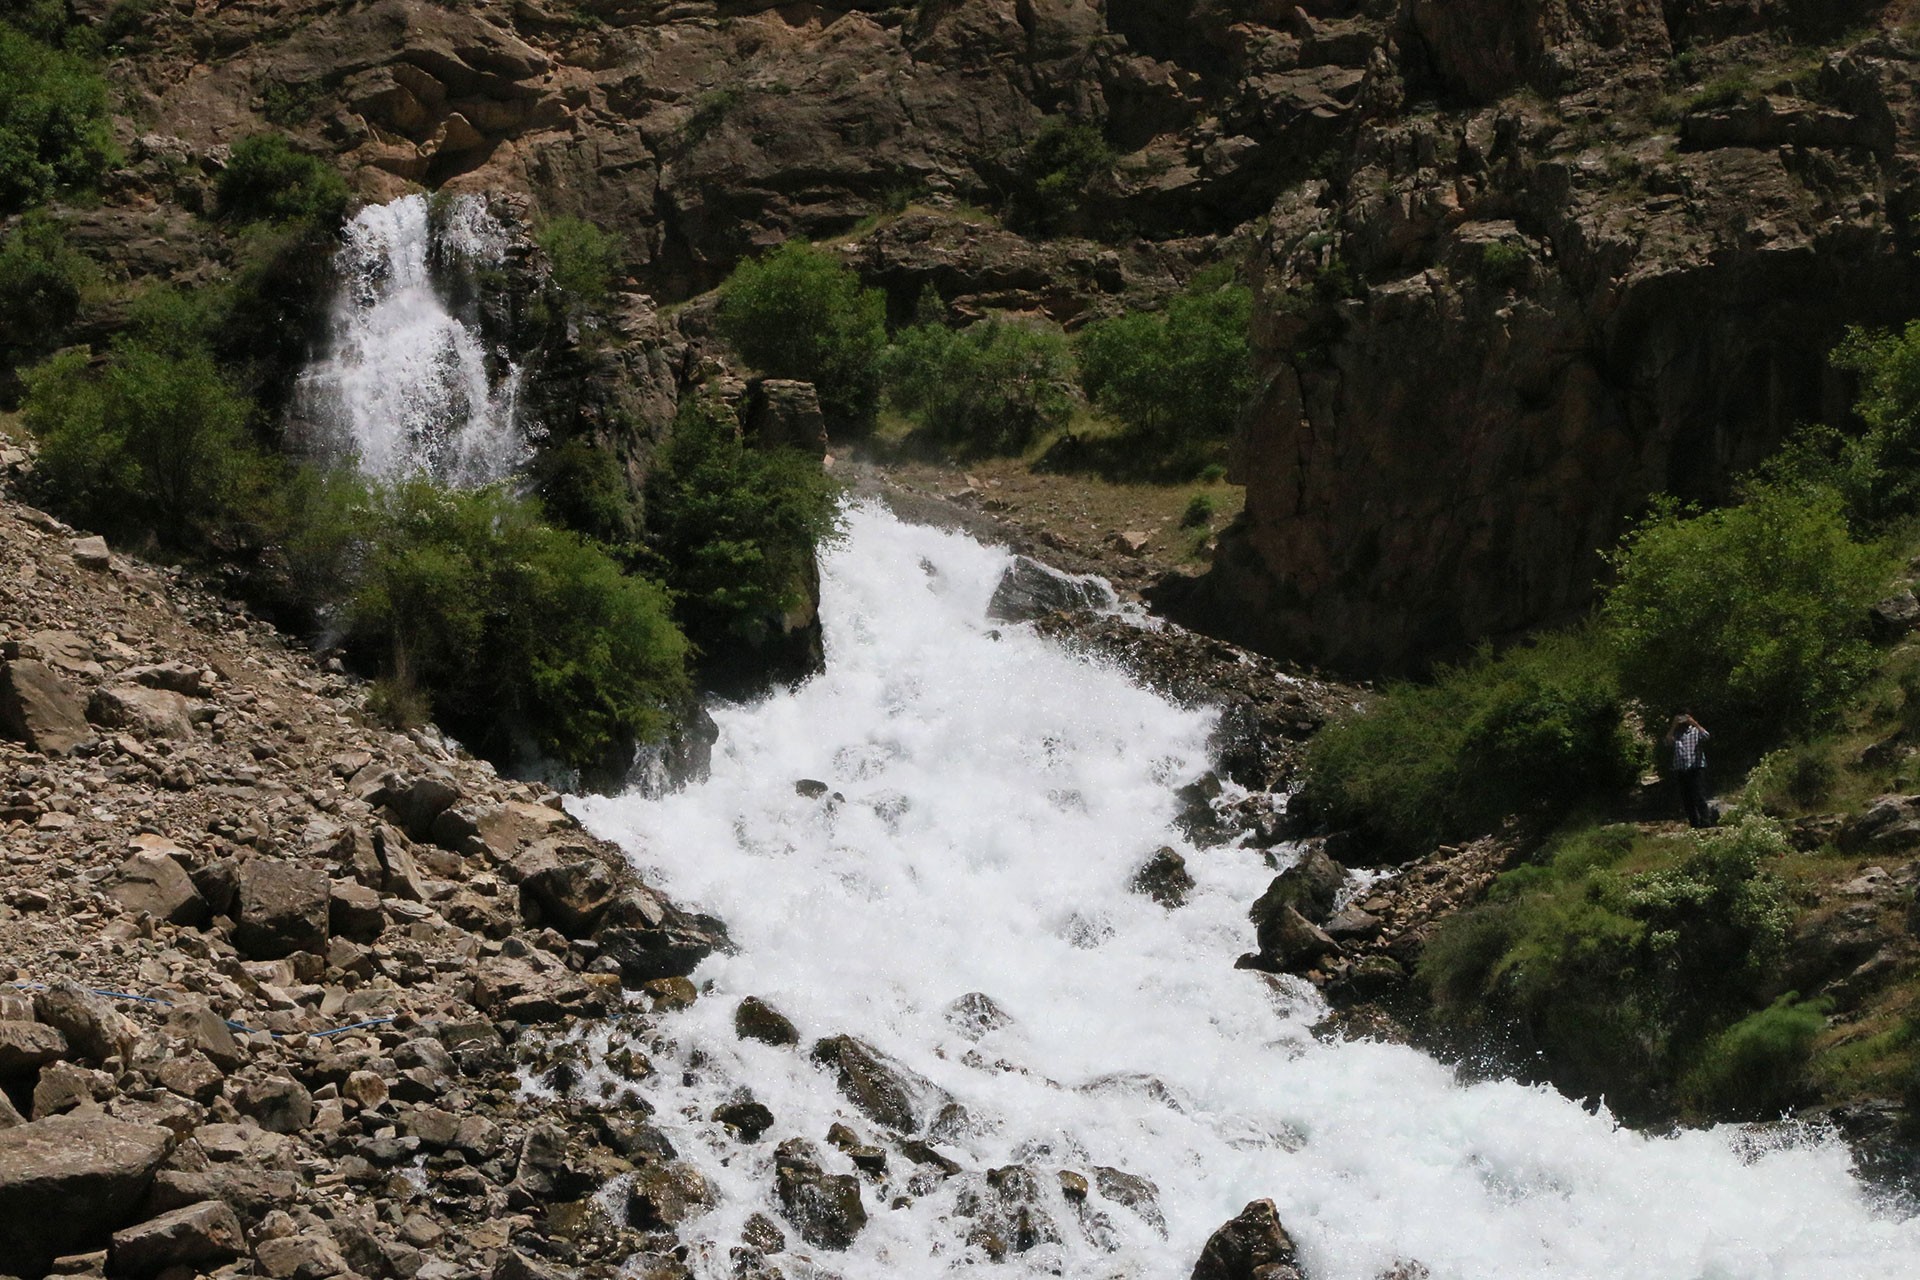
881, 314, 1075, 454
1003, 116, 1116, 236
536, 215, 620, 313
1602, 485, 1892, 743
0, 19, 117, 213
346, 483, 689, 769
645, 395, 843, 659
217, 133, 350, 227
1076, 274, 1255, 443
716, 241, 886, 433
1420, 816, 1803, 1119
1298, 631, 1644, 857
0, 212, 92, 355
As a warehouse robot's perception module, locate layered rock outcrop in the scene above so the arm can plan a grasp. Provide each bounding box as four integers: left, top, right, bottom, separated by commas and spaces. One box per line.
1169, 4, 1920, 671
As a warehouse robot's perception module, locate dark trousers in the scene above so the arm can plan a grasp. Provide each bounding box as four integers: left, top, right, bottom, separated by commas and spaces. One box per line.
1677, 766, 1712, 828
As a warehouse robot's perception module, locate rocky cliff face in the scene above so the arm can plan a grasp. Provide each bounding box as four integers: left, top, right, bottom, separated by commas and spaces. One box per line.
1167, 0, 1920, 671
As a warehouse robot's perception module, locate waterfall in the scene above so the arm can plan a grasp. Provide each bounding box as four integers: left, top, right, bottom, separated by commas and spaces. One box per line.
295, 194, 530, 485
567, 502, 1920, 1279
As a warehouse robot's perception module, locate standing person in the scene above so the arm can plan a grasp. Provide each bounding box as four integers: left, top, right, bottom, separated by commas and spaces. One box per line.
1665, 712, 1713, 828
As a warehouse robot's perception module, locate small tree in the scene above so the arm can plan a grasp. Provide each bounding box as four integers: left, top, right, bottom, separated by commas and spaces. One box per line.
1077, 276, 1254, 442
882, 315, 1075, 454
1602, 484, 1894, 742
716, 241, 886, 434
536, 216, 621, 313
1005, 116, 1115, 235
0, 20, 116, 213
0, 211, 92, 353
217, 134, 350, 226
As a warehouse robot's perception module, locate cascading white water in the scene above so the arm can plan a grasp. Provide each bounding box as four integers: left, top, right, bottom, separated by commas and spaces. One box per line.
571, 502, 1920, 1279
296, 194, 529, 484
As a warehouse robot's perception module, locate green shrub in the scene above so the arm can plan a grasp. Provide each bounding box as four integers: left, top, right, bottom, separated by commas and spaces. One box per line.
536, 437, 641, 549
1478, 241, 1530, 289
1005, 116, 1114, 235
1602, 484, 1894, 743
21, 332, 270, 547
1181, 493, 1217, 528
645, 396, 842, 657
1299, 630, 1643, 857
1421, 814, 1795, 1116
1077, 277, 1254, 443
881, 315, 1075, 454
1, 1, 70, 45
349, 483, 688, 769
0, 20, 117, 213
1683, 995, 1827, 1117
716, 241, 886, 434
1828, 322, 1920, 525
217, 133, 350, 226
536, 216, 620, 312
0, 211, 92, 353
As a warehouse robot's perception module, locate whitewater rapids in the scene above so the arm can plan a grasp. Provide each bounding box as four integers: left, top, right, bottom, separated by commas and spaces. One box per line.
572, 502, 1920, 1279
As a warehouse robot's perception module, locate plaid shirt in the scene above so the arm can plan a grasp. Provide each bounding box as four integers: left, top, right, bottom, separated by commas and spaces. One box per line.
1672, 724, 1709, 771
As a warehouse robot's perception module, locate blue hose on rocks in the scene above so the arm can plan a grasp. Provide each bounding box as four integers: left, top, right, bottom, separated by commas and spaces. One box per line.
6, 980, 396, 1039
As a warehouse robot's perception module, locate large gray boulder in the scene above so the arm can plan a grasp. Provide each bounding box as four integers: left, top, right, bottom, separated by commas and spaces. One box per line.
0, 658, 93, 755
233, 860, 331, 959
108, 845, 208, 926
0, 1114, 175, 1276
986, 556, 1117, 623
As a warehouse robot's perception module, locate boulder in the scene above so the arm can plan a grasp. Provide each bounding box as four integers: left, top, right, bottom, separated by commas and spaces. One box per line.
0, 659, 93, 755
69, 535, 111, 570
747, 378, 828, 454
734, 997, 800, 1047
1131, 846, 1196, 908
0, 1114, 175, 1276
810, 1035, 949, 1134
233, 860, 331, 959
626, 1160, 715, 1229
711, 1099, 774, 1142
0, 1021, 68, 1077
1190, 1199, 1304, 1280
1093, 1166, 1167, 1235
109, 1199, 245, 1276
108, 848, 208, 926
235, 1076, 314, 1135
88, 685, 196, 741
1839, 795, 1920, 853
986, 556, 1118, 623
1245, 902, 1341, 972
1250, 845, 1346, 926
373, 773, 463, 841
32, 980, 135, 1065
773, 1138, 866, 1250
518, 854, 617, 935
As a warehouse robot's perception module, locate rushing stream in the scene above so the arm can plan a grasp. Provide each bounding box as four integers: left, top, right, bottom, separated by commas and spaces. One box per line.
571, 503, 1920, 1279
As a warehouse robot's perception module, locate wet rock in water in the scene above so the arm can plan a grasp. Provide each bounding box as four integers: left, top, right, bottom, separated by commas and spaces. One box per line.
945, 992, 1013, 1040
986, 556, 1117, 623
773, 1138, 866, 1250
795, 778, 831, 799
712, 1099, 775, 1142
1131, 846, 1196, 909
1173, 774, 1233, 847
232, 860, 331, 960
811, 1035, 949, 1135
741, 1211, 786, 1254
1251, 844, 1346, 926
0, 1114, 176, 1276
1092, 1165, 1166, 1236
626, 1160, 714, 1230
1242, 902, 1341, 973
954, 1164, 1063, 1261
513, 1123, 603, 1203
109, 1199, 246, 1275
735, 996, 801, 1047
0, 658, 93, 755
1189, 1199, 1304, 1280
109, 845, 208, 926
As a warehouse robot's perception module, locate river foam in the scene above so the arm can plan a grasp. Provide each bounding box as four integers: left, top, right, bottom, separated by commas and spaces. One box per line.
572, 501, 1920, 1279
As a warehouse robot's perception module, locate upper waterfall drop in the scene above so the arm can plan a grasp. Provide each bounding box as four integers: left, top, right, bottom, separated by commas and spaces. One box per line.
295, 193, 530, 485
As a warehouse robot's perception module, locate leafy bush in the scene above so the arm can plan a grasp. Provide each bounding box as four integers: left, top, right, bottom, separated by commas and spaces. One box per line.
1826, 322, 1920, 525
536, 216, 620, 312
217, 133, 350, 226
1077, 277, 1255, 443
1299, 630, 1643, 857
1421, 814, 1795, 1116
348, 483, 688, 769
536, 437, 641, 549
1005, 116, 1114, 235
716, 241, 886, 434
21, 330, 271, 547
1602, 484, 1893, 743
0, 211, 92, 354
1478, 241, 1530, 289
0, 20, 117, 213
1683, 995, 1827, 1117
645, 396, 842, 658
1181, 493, 1217, 528
881, 315, 1075, 454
